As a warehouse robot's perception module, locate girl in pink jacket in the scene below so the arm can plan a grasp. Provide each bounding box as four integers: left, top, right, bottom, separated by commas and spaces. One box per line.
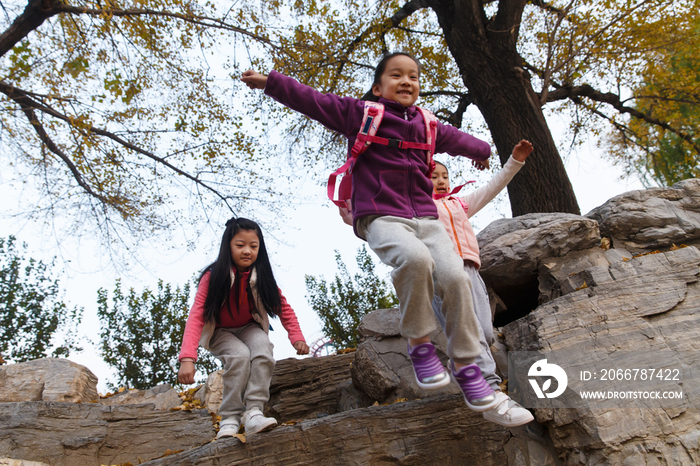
178, 217, 309, 439
431, 139, 534, 427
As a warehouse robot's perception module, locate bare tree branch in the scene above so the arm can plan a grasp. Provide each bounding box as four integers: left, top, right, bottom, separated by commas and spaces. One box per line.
0, 81, 238, 215
547, 83, 700, 154
0, 0, 56, 57
0, 0, 278, 60
330, 0, 430, 91
54, 4, 278, 50
420, 90, 474, 127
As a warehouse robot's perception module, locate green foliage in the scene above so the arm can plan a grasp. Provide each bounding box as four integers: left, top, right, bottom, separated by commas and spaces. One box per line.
607, 16, 700, 187
97, 278, 220, 390
0, 236, 83, 363
305, 246, 398, 349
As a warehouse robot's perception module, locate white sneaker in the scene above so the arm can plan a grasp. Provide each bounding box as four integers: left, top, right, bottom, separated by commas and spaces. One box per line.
482, 391, 534, 427
216, 418, 240, 439
243, 408, 277, 434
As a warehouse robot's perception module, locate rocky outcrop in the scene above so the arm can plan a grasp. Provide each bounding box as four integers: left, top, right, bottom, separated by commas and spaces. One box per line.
0, 358, 98, 404
98, 383, 182, 411
2, 179, 700, 465
477, 213, 602, 323
140, 395, 516, 466
351, 307, 462, 403
192, 352, 369, 422
0, 459, 50, 466
586, 178, 700, 252
502, 245, 700, 465
0, 402, 215, 466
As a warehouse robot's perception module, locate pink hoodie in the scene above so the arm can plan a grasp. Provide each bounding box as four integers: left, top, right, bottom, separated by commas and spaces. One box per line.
434, 156, 524, 268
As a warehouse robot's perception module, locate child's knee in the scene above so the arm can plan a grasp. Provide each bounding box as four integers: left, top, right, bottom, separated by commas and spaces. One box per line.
403, 248, 433, 271
249, 338, 274, 361
220, 348, 251, 370
442, 267, 471, 291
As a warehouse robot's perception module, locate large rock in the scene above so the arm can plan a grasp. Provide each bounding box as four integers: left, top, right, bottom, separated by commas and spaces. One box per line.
194, 370, 223, 414
477, 213, 601, 323
193, 353, 366, 422
351, 308, 461, 403
478, 213, 601, 288
0, 402, 215, 466
0, 460, 50, 466
265, 352, 365, 421
503, 246, 700, 465
139, 394, 554, 466
0, 359, 98, 404
98, 383, 181, 411
587, 178, 700, 252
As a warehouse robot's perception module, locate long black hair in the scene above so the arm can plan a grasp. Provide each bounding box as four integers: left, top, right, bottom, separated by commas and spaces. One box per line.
361, 51, 422, 101
199, 217, 282, 324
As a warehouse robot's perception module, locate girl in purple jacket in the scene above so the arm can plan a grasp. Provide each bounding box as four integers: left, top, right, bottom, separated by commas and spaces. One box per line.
242, 53, 498, 412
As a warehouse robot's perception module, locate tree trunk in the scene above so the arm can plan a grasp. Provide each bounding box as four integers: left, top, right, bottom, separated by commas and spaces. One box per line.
428, 0, 580, 216
0, 0, 57, 58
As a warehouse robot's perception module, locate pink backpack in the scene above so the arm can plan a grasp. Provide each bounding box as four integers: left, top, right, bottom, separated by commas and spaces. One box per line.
327, 101, 439, 209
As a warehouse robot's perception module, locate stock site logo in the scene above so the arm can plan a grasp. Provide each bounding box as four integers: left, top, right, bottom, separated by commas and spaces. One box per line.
528, 359, 568, 399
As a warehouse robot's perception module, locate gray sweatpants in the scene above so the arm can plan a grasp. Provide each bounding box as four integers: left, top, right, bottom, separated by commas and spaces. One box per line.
207, 322, 275, 421
432, 264, 502, 390
357, 215, 481, 364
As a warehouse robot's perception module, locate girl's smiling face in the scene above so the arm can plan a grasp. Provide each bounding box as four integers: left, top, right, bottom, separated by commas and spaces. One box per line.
372, 55, 420, 108
230, 229, 259, 272
431, 163, 450, 194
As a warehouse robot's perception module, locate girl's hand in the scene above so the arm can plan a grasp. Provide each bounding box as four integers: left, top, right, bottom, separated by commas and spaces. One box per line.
241, 70, 268, 90
293, 340, 310, 355
513, 139, 533, 162
472, 158, 490, 171
339, 201, 353, 226
178, 360, 196, 385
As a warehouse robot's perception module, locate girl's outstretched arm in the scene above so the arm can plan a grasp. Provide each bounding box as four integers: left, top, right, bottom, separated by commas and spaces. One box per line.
241, 70, 268, 89
461, 139, 533, 217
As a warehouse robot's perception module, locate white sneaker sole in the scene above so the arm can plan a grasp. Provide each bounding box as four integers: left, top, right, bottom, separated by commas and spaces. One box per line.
483, 409, 535, 427
245, 418, 277, 435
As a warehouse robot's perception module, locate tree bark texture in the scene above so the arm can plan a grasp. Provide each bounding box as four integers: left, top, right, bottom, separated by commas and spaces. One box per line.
427, 0, 581, 216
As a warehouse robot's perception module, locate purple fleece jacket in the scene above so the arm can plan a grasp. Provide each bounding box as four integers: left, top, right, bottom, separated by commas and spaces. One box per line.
264, 70, 491, 238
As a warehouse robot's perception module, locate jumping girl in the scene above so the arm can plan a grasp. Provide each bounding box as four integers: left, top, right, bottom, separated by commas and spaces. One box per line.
178, 217, 309, 439
431, 139, 535, 427
242, 52, 499, 413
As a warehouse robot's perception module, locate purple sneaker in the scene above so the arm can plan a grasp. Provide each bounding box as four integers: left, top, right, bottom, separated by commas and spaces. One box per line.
407, 342, 450, 390
452, 362, 498, 412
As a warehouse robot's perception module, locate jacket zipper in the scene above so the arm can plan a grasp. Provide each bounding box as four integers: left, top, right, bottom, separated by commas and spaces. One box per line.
404, 108, 417, 216
442, 200, 463, 257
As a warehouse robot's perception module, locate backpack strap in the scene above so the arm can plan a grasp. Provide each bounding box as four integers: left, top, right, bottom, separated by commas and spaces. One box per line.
327, 102, 385, 208
327, 103, 439, 209
416, 107, 438, 177
360, 106, 438, 175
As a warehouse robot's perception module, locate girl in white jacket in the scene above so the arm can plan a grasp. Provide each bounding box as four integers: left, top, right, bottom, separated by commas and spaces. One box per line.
431, 139, 534, 427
